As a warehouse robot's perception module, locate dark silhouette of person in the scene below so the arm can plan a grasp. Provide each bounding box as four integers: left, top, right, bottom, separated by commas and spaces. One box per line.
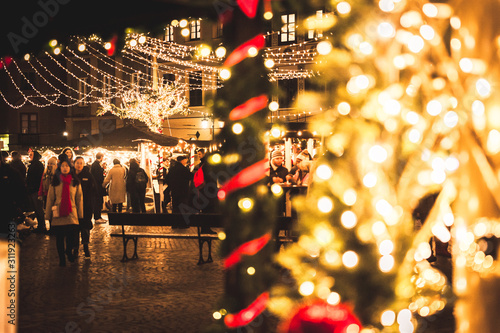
126, 158, 147, 213
168, 155, 193, 221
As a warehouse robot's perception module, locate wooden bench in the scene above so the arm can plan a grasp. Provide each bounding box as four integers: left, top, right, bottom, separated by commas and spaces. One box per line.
108, 212, 296, 265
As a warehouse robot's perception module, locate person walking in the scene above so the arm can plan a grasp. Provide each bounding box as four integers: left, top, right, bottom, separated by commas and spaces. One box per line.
169, 155, 193, 215
26, 149, 46, 233
126, 158, 148, 213
103, 159, 126, 213
38, 156, 58, 233
45, 154, 83, 266
74, 156, 97, 259
90, 152, 107, 223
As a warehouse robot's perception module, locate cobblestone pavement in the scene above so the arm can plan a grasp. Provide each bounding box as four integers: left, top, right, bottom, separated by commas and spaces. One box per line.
17, 214, 225, 333
15, 214, 456, 333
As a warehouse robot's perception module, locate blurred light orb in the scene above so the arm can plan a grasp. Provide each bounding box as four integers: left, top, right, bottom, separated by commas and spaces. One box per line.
343, 189, 357, 206
444, 111, 459, 128
264, 58, 275, 68
317, 41, 333, 55
359, 42, 373, 55
420, 25, 435, 40
215, 46, 226, 58
337, 2, 352, 15
220, 68, 231, 80
423, 3, 438, 17
129, 39, 137, 47
379, 255, 394, 272
378, 22, 396, 38
316, 164, 333, 180
363, 172, 377, 187
369, 145, 388, 163
248, 46, 258, 57
181, 28, 190, 37
338, 102, 351, 115
299, 281, 315, 296
78, 44, 86, 52
476, 78, 491, 97
342, 251, 359, 268
379, 0, 395, 12
426, 100, 442, 116
408, 35, 424, 53
472, 100, 485, 115
341, 211, 358, 229
379, 239, 394, 255
269, 101, 279, 111
381, 310, 396, 326
232, 123, 243, 134
318, 197, 334, 213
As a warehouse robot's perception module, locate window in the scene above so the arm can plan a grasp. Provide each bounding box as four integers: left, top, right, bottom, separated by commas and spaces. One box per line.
21, 113, 38, 134
214, 20, 223, 38
165, 25, 174, 42
280, 14, 296, 43
190, 20, 201, 40
78, 77, 88, 106
189, 71, 203, 106
307, 10, 324, 39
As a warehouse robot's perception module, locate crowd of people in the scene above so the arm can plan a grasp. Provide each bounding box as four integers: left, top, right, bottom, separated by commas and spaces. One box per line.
0, 147, 149, 266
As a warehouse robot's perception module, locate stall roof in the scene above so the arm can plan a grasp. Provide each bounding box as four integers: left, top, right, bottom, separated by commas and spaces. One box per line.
65, 125, 180, 148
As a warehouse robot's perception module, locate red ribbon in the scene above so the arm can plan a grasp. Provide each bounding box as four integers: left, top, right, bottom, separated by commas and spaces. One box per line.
223, 34, 266, 68
224, 233, 271, 269
229, 95, 268, 121
237, 0, 260, 18
218, 159, 269, 200
224, 292, 269, 328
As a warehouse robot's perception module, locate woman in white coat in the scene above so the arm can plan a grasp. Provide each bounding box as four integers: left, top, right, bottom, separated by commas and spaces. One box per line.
102, 159, 127, 213
45, 154, 83, 266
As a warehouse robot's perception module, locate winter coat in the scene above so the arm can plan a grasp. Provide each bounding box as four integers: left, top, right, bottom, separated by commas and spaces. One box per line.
26, 152, 44, 194
75, 166, 97, 229
168, 162, 193, 201
91, 160, 107, 196
38, 171, 55, 197
45, 180, 83, 226
10, 159, 26, 182
103, 164, 127, 204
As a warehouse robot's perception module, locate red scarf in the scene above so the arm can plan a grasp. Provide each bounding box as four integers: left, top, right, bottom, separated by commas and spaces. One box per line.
59, 174, 73, 217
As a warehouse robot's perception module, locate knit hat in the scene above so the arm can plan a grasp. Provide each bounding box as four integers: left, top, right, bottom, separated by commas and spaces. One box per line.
296, 150, 310, 162
271, 150, 283, 160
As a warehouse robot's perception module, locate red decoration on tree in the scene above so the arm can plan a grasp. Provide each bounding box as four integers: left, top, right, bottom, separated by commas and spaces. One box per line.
229, 94, 268, 121
224, 292, 270, 328
224, 233, 271, 269
223, 34, 266, 68
218, 159, 269, 199
237, 0, 260, 18
0, 57, 12, 69
280, 301, 362, 333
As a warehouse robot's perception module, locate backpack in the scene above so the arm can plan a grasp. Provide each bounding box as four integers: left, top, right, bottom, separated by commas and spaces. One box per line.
135, 169, 147, 188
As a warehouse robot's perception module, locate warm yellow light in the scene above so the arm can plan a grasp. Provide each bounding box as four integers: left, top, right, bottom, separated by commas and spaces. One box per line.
327, 292, 341, 305
426, 100, 442, 116
422, 3, 438, 17
359, 42, 373, 55
379, 239, 394, 255
476, 78, 491, 97
218, 232, 226, 240
397, 309, 412, 325
444, 111, 459, 128
408, 129, 421, 143
363, 172, 377, 188
450, 16, 461, 29
299, 281, 315, 296
200, 45, 211, 57
400, 11, 422, 28
459, 58, 473, 73
215, 46, 226, 58
486, 130, 500, 154
408, 35, 424, 53
379, 255, 394, 272
317, 41, 333, 55
342, 251, 359, 268
337, 2, 351, 15
270, 127, 281, 138
368, 145, 388, 163
264, 58, 275, 68
171, 19, 179, 26
232, 123, 243, 134
343, 189, 357, 206
78, 44, 86, 52
318, 197, 334, 213
247, 46, 258, 57
271, 183, 283, 196
406, 111, 419, 124
346, 324, 361, 333
314, 226, 333, 244
263, 11, 273, 20
315, 164, 333, 180
49, 39, 58, 47
420, 25, 435, 40
341, 211, 357, 229
450, 38, 461, 50
220, 68, 231, 80
378, 22, 395, 38
381, 310, 396, 326
247, 266, 256, 275
472, 100, 485, 115
211, 154, 222, 164
372, 221, 387, 236
238, 198, 253, 211
54, 47, 61, 55
138, 36, 146, 44
24, 54, 30, 61
383, 99, 401, 115
129, 39, 137, 47
181, 28, 190, 37
213, 311, 222, 320
104, 42, 112, 50
179, 19, 188, 28
269, 101, 279, 111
